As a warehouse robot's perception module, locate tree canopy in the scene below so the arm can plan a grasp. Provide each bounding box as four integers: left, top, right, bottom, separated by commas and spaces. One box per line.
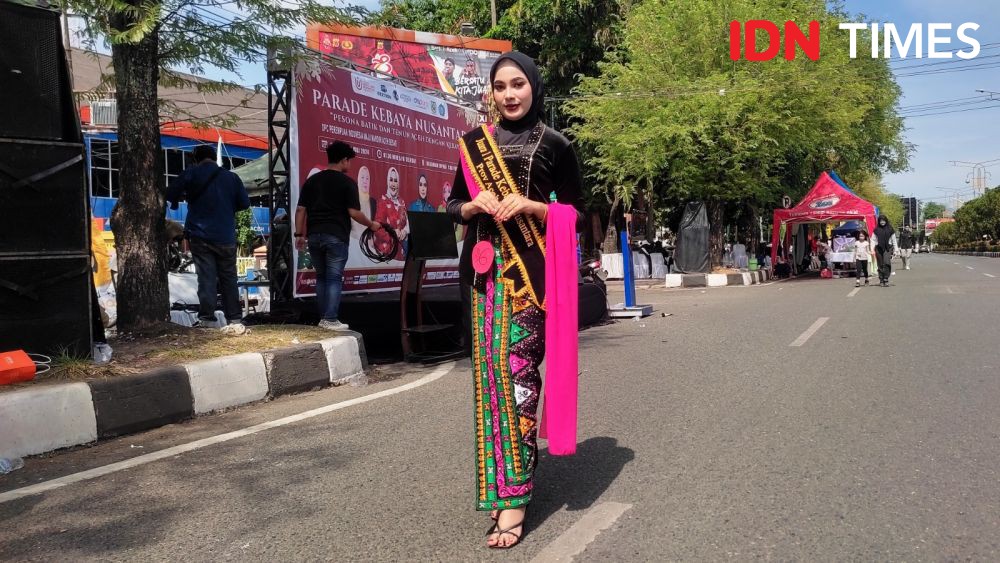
923, 202, 947, 220
564, 0, 910, 214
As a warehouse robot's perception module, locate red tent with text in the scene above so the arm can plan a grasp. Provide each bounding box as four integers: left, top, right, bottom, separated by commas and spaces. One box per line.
770, 172, 878, 266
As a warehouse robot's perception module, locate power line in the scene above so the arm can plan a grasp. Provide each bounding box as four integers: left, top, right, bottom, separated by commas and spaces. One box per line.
895, 60, 1000, 77
898, 95, 985, 111
899, 101, 1000, 118
889, 41, 1000, 65
898, 98, 999, 115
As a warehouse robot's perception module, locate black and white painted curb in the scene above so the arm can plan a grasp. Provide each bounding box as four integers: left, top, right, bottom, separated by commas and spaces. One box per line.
0, 333, 368, 459
664, 269, 772, 288
936, 251, 1000, 258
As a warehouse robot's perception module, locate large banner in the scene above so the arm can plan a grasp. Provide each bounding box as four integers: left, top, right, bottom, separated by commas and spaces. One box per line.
290, 61, 480, 296
307, 25, 511, 112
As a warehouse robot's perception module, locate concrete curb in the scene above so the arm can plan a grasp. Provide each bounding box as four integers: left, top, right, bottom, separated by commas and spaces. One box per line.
936, 251, 1000, 258
0, 333, 368, 459
89, 366, 194, 439
665, 269, 771, 288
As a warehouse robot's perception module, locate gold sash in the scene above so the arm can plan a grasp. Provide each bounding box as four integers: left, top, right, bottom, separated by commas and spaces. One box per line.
459, 125, 547, 306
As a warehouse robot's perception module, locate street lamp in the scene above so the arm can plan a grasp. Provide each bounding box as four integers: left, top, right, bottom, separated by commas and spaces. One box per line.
977, 89, 1000, 100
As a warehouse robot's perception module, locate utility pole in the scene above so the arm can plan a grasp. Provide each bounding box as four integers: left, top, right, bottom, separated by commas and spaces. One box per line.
949, 159, 997, 198
935, 187, 965, 213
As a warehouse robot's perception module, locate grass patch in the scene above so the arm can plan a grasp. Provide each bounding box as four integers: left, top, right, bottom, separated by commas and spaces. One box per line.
24, 324, 340, 385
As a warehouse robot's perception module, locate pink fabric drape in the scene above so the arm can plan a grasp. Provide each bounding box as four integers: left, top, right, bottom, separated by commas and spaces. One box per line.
539, 203, 579, 455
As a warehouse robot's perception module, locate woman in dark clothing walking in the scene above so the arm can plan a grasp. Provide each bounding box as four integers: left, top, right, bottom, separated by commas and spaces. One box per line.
872, 215, 897, 287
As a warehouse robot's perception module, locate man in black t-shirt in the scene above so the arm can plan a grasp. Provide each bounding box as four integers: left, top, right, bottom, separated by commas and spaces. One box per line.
295, 141, 382, 331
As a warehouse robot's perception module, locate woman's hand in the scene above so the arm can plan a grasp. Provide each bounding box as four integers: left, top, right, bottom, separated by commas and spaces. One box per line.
462, 191, 501, 220
495, 194, 545, 223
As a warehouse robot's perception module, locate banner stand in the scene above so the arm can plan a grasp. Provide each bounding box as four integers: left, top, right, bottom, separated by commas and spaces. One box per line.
610, 230, 652, 318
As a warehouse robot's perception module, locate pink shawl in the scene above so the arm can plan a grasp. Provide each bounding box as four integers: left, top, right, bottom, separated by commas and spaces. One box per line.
539, 203, 579, 455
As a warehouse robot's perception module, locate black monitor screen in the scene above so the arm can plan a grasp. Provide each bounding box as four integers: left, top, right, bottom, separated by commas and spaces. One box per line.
406, 211, 459, 260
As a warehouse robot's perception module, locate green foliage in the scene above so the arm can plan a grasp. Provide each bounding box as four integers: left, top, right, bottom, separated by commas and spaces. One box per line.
931, 220, 957, 246
564, 0, 910, 215
953, 189, 1000, 242
923, 202, 946, 220
847, 173, 903, 228
236, 208, 255, 256
63, 0, 353, 100
931, 188, 1000, 248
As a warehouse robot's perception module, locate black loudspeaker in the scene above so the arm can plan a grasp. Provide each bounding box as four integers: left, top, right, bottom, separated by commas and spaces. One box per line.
0, 2, 80, 142
0, 255, 92, 357
0, 139, 89, 256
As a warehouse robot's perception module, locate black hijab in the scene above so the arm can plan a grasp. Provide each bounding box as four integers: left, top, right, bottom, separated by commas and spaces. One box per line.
488, 51, 545, 131
874, 215, 895, 248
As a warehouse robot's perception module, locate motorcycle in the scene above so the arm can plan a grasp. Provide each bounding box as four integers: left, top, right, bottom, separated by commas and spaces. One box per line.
166, 219, 194, 273
579, 251, 609, 292
578, 251, 610, 327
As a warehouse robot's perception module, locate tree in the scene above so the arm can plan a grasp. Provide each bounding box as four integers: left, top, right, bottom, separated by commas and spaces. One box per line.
931, 220, 957, 247
953, 189, 1000, 243
848, 173, 904, 228
64, 0, 351, 332
564, 0, 910, 266
923, 202, 946, 220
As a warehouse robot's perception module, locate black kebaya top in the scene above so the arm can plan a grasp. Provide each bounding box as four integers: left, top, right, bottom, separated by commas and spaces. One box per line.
446, 120, 586, 287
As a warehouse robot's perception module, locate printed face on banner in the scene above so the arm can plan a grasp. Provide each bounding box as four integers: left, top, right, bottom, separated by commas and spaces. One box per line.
291, 63, 476, 295
316, 32, 498, 110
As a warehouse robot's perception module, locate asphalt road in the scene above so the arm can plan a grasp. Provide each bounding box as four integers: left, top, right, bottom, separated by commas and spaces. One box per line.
3, 253, 1000, 561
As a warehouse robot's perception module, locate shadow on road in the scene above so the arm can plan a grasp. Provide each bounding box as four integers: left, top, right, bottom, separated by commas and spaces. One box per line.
527, 436, 635, 529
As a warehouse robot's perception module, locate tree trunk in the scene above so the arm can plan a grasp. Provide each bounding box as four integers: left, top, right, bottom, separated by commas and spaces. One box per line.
601, 193, 621, 253
110, 19, 169, 332
707, 200, 724, 270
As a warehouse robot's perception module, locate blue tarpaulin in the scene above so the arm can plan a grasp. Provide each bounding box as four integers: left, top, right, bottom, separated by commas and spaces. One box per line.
91, 196, 271, 235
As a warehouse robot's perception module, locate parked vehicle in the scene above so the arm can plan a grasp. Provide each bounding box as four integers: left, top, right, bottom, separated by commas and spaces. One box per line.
579, 251, 609, 327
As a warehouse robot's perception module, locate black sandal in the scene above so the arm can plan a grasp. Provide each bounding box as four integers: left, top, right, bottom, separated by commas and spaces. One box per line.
487, 519, 524, 549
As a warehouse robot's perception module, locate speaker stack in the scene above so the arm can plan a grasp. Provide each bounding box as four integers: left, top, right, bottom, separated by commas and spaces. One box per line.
0, 1, 93, 357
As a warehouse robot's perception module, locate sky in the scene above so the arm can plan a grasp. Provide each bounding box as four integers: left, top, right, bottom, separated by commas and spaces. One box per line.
69, 0, 998, 209
839, 0, 1000, 209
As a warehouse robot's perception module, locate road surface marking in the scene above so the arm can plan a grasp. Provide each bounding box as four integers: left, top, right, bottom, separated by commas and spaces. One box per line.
953, 262, 960, 265
986, 273, 996, 278
790, 317, 829, 347
946, 286, 956, 294
530, 502, 632, 563
0, 363, 454, 505
847, 287, 861, 298
966, 266, 975, 270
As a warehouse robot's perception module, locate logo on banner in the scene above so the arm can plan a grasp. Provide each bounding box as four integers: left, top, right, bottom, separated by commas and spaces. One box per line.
809, 195, 840, 209
350, 70, 450, 119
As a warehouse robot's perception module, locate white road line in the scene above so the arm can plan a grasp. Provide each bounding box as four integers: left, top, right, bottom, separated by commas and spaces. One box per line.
790, 317, 829, 347
0, 363, 454, 505
966, 266, 975, 270
946, 286, 956, 294
954, 262, 960, 265
985, 273, 996, 278
530, 502, 632, 563
847, 287, 861, 298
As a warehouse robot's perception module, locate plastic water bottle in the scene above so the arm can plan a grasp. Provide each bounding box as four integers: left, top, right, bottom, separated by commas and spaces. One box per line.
0, 457, 24, 474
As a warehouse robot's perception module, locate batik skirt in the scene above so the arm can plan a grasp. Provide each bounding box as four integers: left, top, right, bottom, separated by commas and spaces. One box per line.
472, 248, 544, 511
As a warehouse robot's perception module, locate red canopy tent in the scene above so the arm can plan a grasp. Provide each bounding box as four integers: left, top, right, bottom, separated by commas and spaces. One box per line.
771, 172, 877, 266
